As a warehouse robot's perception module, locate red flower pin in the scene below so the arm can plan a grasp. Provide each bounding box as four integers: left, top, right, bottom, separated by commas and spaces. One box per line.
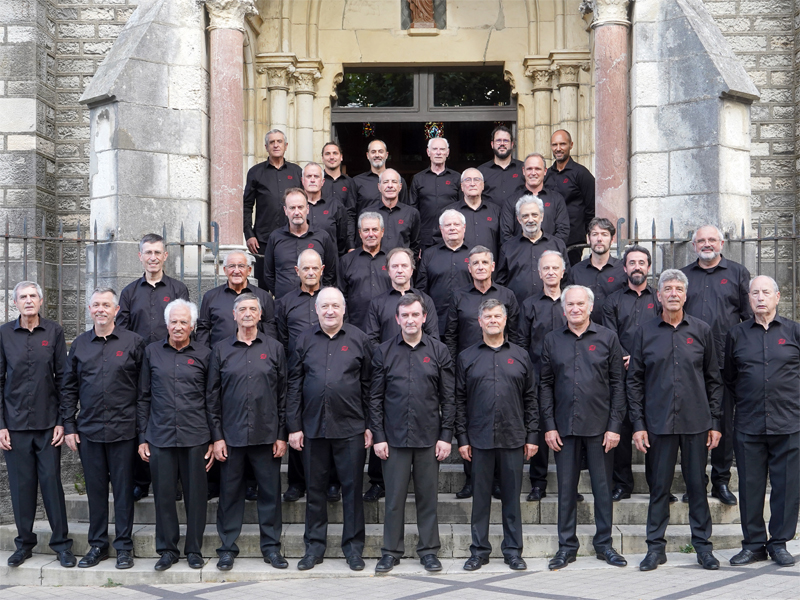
341, 346, 349, 351
260, 353, 267, 359
778, 339, 786, 345
116, 350, 124, 357
563, 178, 568, 184
545, 202, 551, 207
163, 296, 170, 302
445, 180, 451, 185
187, 358, 195, 365
607, 276, 615, 283
487, 217, 493, 221
287, 175, 293, 180
342, 186, 348, 191
42, 340, 49, 346
382, 265, 387, 270
507, 358, 514, 364
720, 279, 728, 284
588, 345, 596, 351
398, 219, 404, 225
686, 338, 694, 344
512, 173, 519, 178
647, 303, 654, 309
307, 243, 314, 248
323, 210, 329, 215
423, 357, 430, 363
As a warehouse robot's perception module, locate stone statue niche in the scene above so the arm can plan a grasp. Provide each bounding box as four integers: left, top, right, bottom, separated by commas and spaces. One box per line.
402, 0, 446, 30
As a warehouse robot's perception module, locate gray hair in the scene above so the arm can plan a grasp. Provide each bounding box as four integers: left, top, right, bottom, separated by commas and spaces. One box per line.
233, 292, 262, 312
515, 194, 544, 219
265, 128, 286, 145
427, 137, 449, 149
691, 224, 724, 244
524, 152, 546, 167
469, 245, 494, 263
139, 233, 165, 253
750, 275, 779, 294
658, 269, 689, 292
439, 209, 466, 227
13, 280, 44, 302
296, 248, 323, 268
379, 168, 401, 185
88, 287, 118, 307
314, 286, 345, 309
224, 251, 250, 268
163, 298, 198, 329
461, 168, 483, 181
479, 298, 507, 319
538, 250, 566, 270
302, 161, 323, 177
358, 211, 384, 230
560, 285, 595, 311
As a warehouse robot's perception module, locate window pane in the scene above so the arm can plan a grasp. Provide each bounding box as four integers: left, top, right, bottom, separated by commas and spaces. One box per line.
433, 71, 511, 107
336, 73, 414, 108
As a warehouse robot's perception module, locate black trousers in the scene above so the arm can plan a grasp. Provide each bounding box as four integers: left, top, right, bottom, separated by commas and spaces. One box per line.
133, 454, 151, 490
470, 446, 524, 560
252, 240, 269, 290
529, 428, 549, 490
382, 446, 440, 558
303, 434, 366, 558
734, 430, 799, 554
217, 444, 281, 556
554, 435, 613, 553
287, 447, 340, 491
612, 415, 635, 494
149, 443, 208, 557
368, 447, 383, 487
645, 431, 712, 555
79, 437, 136, 551
709, 386, 735, 486
3, 429, 71, 552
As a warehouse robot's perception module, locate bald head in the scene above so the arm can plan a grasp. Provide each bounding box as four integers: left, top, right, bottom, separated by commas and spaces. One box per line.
461, 167, 484, 200
296, 248, 323, 269
378, 168, 402, 204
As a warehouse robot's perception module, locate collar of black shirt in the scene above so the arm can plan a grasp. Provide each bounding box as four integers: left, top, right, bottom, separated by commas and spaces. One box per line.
478, 339, 510, 351
689, 255, 729, 272
437, 242, 469, 252
223, 284, 255, 296
378, 202, 403, 213
747, 314, 787, 329
231, 330, 267, 347
656, 315, 690, 329
13, 317, 45, 331
623, 285, 654, 296
389, 287, 423, 297
137, 274, 167, 288
457, 200, 487, 211
550, 157, 576, 174
91, 330, 120, 342
312, 323, 348, 340
520, 231, 554, 245
266, 160, 288, 171
357, 247, 386, 258
560, 321, 598, 339
161, 338, 197, 352
396, 332, 430, 347
488, 159, 521, 171
281, 225, 316, 238
582, 256, 620, 271
469, 283, 498, 295
424, 166, 455, 176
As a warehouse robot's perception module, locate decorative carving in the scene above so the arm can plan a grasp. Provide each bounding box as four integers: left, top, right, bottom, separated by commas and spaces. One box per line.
330, 71, 344, 100
555, 64, 582, 86
525, 66, 554, 91
205, 0, 258, 32
409, 0, 435, 28
262, 65, 295, 90
503, 69, 518, 97
582, 0, 632, 27
293, 70, 322, 94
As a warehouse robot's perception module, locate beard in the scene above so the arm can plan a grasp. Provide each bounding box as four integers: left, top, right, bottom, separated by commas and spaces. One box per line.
493, 146, 512, 160
628, 270, 647, 286
698, 249, 720, 261
370, 157, 387, 169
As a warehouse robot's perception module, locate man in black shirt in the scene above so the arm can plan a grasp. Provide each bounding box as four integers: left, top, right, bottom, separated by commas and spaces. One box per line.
243, 128, 303, 289
441, 168, 501, 258
352, 139, 410, 211
410, 137, 461, 248
137, 300, 215, 572
303, 161, 350, 255
321, 141, 358, 244
455, 299, 538, 572
627, 269, 723, 572
477, 125, 524, 207
263, 187, 338, 300
1, 281, 74, 569
62, 288, 145, 570
208, 294, 289, 572
370, 294, 455, 574
724, 276, 799, 568
362, 169, 421, 256
287, 287, 373, 572
540, 285, 627, 570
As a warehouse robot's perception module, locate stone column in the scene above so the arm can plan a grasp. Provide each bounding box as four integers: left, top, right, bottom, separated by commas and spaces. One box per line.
525, 63, 554, 156
259, 62, 295, 137
293, 66, 322, 165
206, 0, 257, 246
555, 63, 581, 146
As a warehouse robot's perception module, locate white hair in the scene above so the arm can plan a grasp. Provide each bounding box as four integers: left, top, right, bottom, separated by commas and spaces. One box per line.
224, 251, 250, 267
13, 280, 44, 302
358, 211, 384, 230
461, 168, 483, 181
88, 287, 118, 307
538, 250, 566, 270
560, 285, 595, 311
658, 269, 689, 291
302, 161, 323, 177
265, 128, 286, 145
164, 298, 198, 329
427, 137, 449, 149
750, 275, 779, 294
439, 209, 466, 227
515, 194, 544, 219
691, 225, 724, 244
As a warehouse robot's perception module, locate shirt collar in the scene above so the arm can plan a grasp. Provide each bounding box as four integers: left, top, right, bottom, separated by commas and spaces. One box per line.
470, 283, 497, 294
478, 339, 510, 351
657, 314, 690, 328
283, 225, 315, 238
162, 338, 196, 352
13, 317, 45, 332
138, 274, 166, 288
690, 255, 729, 272
582, 256, 620, 271
395, 333, 429, 347
623, 284, 655, 296
561, 321, 598, 338
313, 323, 347, 339
91, 329, 120, 342
265, 160, 287, 171
488, 159, 521, 171
232, 330, 266, 346
748, 315, 785, 329
438, 241, 469, 252
458, 200, 486, 211
550, 157, 575, 174
357, 247, 385, 258
424, 166, 454, 176
223, 284, 254, 295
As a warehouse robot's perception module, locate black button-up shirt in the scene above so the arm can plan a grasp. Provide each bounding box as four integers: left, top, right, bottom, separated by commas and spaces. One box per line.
627, 314, 723, 435
539, 323, 626, 437
723, 316, 800, 435
322, 173, 358, 247
543, 158, 595, 246
369, 334, 455, 448
195, 284, 277, 348
352, 171, 410, 214
243, 159, 304, 242
263, 226, 338, 300
0, 317, 67, 431
567, 257, 627, 323
601, 285, 661, 355
518, 292, 567, 370
455, 341, 538, 449
62, 327, 145, 443
681, 256, 752, 365
207, 332, 287, 447
308, 197, 351, 255
367, 287, 440, 346
137, 340, 212, 447
440, 200, 501, 259
499, 187, 570, 244
363, 201, 421, 257
477, 158, 524, 207
338, 248, 391, 332
444, 283, 520, 359
496, 233, 570, 305
409, 167, 461, 247
416, 242, 472, 336
287, 324, 372, 439
275, 288, 320, 355
117, 274, 190, 345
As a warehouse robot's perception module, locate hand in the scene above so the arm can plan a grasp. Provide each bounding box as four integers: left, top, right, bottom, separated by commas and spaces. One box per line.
524, 443, 538, 460
374, 442, 389, 460
623, 355, 631, 370
52, 425, 64, 447
213, 439, 228, 462
138, 442, 150, 462
603, 431, 621, 453
633, 430, 649, 454
289, 431, 304, 451
364, 428, 373, 448
273, 439, 287, 458
204, 444, 215, 472
707, 430, 722, 451
65, 433, 80, 452
246, 237, 260, 254
0, 428, 11, 451
545, 430, 562, 452
459, 444, 472, 462
435, 440, 451, 461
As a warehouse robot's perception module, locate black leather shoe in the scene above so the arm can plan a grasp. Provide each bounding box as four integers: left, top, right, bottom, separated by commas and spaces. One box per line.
7, 548, 32, 567
283, 485, 305, 502
297, 554, 323, 570
115, 550, 134, 569
78, 546, 109, 568
455, 484, 473, 499
186, 553, 204, 569
375, 554, 399, 573
639, 552, 667, 571
154, 552, 178, 571
245, 485, 258, 501
769, 548, 795, 567
327, 484, 341, 502
132, 485, 149, 501
463, 555, 489, 571
504, 555, 527, 570
576, 493, 585, 502
682, 493, 689, 503
611, 488, 630, 502
56, 550, 77, 568
711, 484, 737, 505
596, 547, 627, 567
697, 551, 719, 570
526, 487, 546, 501
264, 551, 289, 569
492, 483, 502, 499
548, 550, 577, 571
363, 483, 385, 502
420, 554, 442, 572
217, 552, 235, 571
207, 483, 220, 501
346, 554, 365, 571
729, 548, 768, 565
669, 494, 678, 503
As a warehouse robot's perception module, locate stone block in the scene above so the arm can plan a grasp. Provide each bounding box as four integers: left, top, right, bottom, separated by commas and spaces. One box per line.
115, 104, 204, 155
750, 142, 769, 157
659, 98, 721, 148
157, 0, 206, 28
718, 146, 752, 194
138, 24, 205, 67
633, 0, 659, 22
98, 24, 125, 38
0, 98, 36, 132
713, 18, 751, 34
83, 41, 114, 56
631, 62, 660, 107
58, 22, 96, 39
99, 59, 170, 108
750, 177, 771, 191
669, 147, 719, 195
739, 0, 792, 16
702, 1, 736, 17
0, 552, 52, 585
57, 58, 96, 74
115, 150, 169, 197
760, 123, 793, 139
81, 7, 115, 21
631, 107, 660, 154
0, 153, 35, 186
57, 125, 90, 140
769, 71, 793, 86
167, 65, 207, 111
632, 22, 658, 62
7, 26, 36, 44
0, 45, 36, 77
631, 152, 669, 197
42, 558, 201, 586
342, 0, 401, 30
719, 99, 750, 149
726, 35, 767, 53
7, 134, 36, 151
168, 155, 209, 200
668, 56, 721, 103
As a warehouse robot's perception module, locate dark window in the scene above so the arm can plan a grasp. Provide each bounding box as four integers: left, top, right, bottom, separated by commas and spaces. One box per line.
336, 72, 414, 108
433, 71, 512, 107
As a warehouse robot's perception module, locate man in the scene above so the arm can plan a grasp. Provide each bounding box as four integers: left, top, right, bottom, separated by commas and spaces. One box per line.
500, 153, 569, 244
627, 270, 723, 572
243, 128, 303, 289
1, 282, 74, 569
416, 209, 472, 336
496, 195, 570, 306
539, 285, 627, 570
137, 299, 215, 571
681, 224, 752, 505
724, 276, 799, 568
455, 299, 538, 571
602, 245, 662, 502
338, 212, 392, 333
410, 137, 461, 248
263, 188, 338, 300
544, 130, 595, 266
477, 125, 524, 207
442, 168, 501, 258
518, 251, 568, 502
370, 294, 455, 574
321, 141, 358, 243
303, 161, 350, 255
567, 218, 626, 323
352, 139, 410, 212
363, 169, 421, 256
287, 287, 373, 572
208, 293, 289, 571
62, 288, 145, 570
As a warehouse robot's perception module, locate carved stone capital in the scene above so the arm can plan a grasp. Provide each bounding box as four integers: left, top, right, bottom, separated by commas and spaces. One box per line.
555, 64, 584, 87
580, 0, 632, 27
205, 0, 258, 32
525, 66, 554, 91
293, 70, 322, 94
259, 65, 295, 90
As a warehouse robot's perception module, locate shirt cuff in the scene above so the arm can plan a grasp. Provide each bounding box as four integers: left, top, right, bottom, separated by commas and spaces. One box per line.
372, 430, 387, 445
210, 427, 224, 443
456, 433, 470, 447
438, 428, 452, 444
606, 420, 622, 435
287, 419, 302, 433
63, 422, 77, 436
544, 418, 557, 432
711, 419, 722, 433
137, 433, 146, 445
633, 419, 646, 433
526, 431, 539, 445
277, 425, 287, 442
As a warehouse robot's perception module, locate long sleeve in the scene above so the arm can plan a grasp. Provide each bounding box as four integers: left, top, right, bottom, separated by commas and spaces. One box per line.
0, 337, 6, 430
437, 350, 456, 441
454, 355, 469, 447
522, 355, 539, 443
116, 287, 132, 331
444, 292, 460, 360
538, 337, 556, 432
415, 254, 429, 293
275, 298, 289, 352
195, 296, 212, 347
205, 348, 223, 442
702, 326, 724, 431
276, 348, 288, 441
53, 329, 68, 427
499, 201, 516, 244
243, 168, 257, 240
722, 331, 738, 398
322, 234, 338, 288
505, 293, 521, 346
61, 344, 81, 435
263, 237, 277, 295
285, 345, 305, 433
368, 345, 387, 443
606, 334, 626, 433
626, 327, 646, 433
360, 340, 373, 427
367, 299, 382, 347
137, 351, 152, 444
553, 198, 570, 242
261, 296, 278, 341
409, 211, 421, 257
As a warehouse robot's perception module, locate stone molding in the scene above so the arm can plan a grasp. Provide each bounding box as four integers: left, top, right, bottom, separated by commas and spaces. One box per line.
554, 63, 587, 87
525, 66, 554, 91
257, 64, 295, 90
580, 0, 632, 28
293, 70, 322, 95
205, 0, 258, 32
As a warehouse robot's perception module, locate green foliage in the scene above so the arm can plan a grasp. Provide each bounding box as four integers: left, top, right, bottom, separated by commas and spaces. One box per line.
679, 543, 695, 554
337, 73, 414, 107
433, 72, 511, 107
102, 578, 122, 588
74, 472, 86, 495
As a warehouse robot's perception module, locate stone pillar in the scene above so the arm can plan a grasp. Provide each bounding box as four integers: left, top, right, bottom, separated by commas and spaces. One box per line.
293, 66, 322, 165
555, 63, 581, 148
259, 61, 295, 137
206, 0, 257, 246
524, 61, 554, 156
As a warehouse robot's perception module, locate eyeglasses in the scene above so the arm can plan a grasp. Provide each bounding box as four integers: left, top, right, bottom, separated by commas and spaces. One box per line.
462, 178, 483, 183
224, 264, 249, 270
